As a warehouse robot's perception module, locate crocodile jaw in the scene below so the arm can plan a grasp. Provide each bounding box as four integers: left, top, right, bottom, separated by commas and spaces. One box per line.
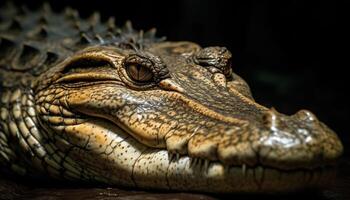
50, 118, 336, 193
31, 46, 342, 193
34, 84, 341, 192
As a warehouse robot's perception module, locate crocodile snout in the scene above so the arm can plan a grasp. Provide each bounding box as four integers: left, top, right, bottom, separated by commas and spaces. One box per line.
258, 108, 343, 169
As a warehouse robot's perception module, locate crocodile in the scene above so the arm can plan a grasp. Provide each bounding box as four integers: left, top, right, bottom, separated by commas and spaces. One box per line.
0, 3, 343, 193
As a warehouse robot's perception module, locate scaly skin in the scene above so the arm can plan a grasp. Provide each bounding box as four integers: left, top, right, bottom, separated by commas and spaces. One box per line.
0, 3, 343, 193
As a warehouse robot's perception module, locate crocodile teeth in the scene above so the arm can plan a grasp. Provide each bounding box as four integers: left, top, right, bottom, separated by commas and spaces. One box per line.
189, 157, 197, 168
194, 158, 198, 166
197, 158, 203, 167
242, 164, 246, 176
168, 152, 184, 163
168, 152, 174, 163
188, 157, 194, 168
204, 160, 209, 171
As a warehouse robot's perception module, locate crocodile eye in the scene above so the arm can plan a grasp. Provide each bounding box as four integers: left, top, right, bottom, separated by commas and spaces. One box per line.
125, 63, 154, 82
122, 53, 169, 87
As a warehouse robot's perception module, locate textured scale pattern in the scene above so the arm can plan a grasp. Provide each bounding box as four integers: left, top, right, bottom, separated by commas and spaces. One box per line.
0, 2, 162, 180
0, 2, 343, 193
0, 2, 162, 84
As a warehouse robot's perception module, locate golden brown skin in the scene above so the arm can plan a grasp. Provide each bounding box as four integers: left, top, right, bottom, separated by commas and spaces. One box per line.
0, 3, 343, 193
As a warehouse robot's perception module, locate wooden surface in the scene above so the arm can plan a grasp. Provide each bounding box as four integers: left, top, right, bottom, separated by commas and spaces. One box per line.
1, 159, 349, 200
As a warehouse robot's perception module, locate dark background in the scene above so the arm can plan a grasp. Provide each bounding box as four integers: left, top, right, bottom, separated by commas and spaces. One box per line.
6, 0, 349, 155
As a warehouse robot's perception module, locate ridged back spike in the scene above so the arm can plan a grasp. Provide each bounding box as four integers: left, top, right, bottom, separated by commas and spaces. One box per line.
42, 2, 52, 14
89, 12, 100, 27
139, 30, 144, 37
78, 33, 92, 45
21, 44, 40, 57
95, 34, 104, 44
124, 20, 133, 33
115, 28, 122, 35
73, 21, 81, 31
64, 7, 79, 20
45, 51, 59, 65
145, 28, 157, 39
107, 17, 116, 30
106, 32, 116, 40
0, 3, 165, 81
64, 7, 73, 16
37, 25, 48, 38
139, 30, 144, 41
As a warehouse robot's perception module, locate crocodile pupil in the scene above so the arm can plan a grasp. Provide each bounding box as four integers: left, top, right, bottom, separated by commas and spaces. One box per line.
126, 63, 153, 82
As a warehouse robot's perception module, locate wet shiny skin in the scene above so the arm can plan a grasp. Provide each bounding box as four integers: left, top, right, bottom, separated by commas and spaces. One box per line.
0, 4, 343, 193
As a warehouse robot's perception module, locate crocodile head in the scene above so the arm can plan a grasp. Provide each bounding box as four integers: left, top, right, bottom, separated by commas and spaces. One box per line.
1, 3, 341, 193
32, 39, 343, 192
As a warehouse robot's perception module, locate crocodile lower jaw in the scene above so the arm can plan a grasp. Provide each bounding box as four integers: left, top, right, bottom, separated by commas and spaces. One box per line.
109, 119, 338, 193
129, 150, 337, 193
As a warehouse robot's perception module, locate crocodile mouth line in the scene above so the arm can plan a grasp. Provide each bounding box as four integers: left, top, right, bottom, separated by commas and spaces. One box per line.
83, 112, 339, 173
110, 117, 335, 168
167, 153, 337, 173
163, 152, 336, 193
105, 114, 338, 175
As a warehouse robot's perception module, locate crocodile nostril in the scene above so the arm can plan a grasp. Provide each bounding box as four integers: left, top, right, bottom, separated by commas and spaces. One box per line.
294, 109, 318, 123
